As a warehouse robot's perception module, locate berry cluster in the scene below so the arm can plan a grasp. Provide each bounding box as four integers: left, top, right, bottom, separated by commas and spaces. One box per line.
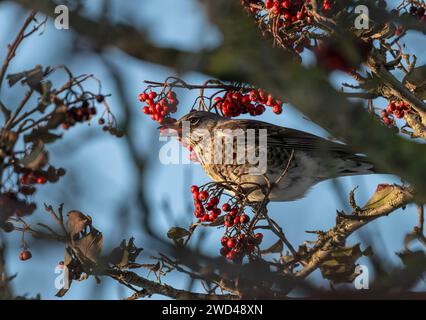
139, 90, 178, 124
191, 185, 222, 222
409, 5, 426, 21
264, 0, 307, 17
381, 100, 411, 125
220, 232, 263, 262
215, 89, 283, 117
62, 101, 97, 130
190, 184, 264, 263
18, 166, 66, 189
242, 0, 336, 52
314, 38, 372, 73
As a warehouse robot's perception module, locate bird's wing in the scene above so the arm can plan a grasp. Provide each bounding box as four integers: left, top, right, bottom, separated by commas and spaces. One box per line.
217, 118, 359, 157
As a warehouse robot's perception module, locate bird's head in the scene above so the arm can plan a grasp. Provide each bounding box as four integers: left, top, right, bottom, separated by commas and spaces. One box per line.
159, 111, 224, 148
160, 111, 222, 135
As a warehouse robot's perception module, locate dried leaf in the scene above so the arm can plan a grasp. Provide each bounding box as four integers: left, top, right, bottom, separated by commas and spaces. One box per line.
260, 240, 283, 255
73, 230, 103, 263
108, 238, 143, 268
208, 215, 225, 227
22, 65, 44, 92
403, 65, 426, 99
24, 129, 62, 144
66, 210, 91, 236
397, 250, 426, 268
167, 227, 190, 240
320, 244, 367, 284
38, 81, 53, 113
362, 184, 395, 210
44, 105, 68, 129
0, 101, 11, 121
19, 144, 48, 170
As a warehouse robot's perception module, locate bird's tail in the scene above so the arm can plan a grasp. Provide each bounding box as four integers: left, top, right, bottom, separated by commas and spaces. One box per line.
337, 154, 377, 177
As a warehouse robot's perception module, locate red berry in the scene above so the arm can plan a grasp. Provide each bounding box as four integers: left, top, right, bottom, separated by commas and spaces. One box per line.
226, 250, 235, 261
222, 203, 231, 212
273, 105, 283, 114
220, 247, 229, 256
190, 185, 199, 194
148, 92, 157, 100
201, 214, 210, 222
221, 236, 229, 247
229, 209, 238, 217
208, 212, 217, 221
240, 214, 250, 224
198, 191, 209, 201
255, 233, 263, 244
233, 216, 241, 225
20, 175, 30, 185
282, 0, 290, 9
36, 177, 47, 185
210, 196, 219, 206
227, 238, 237, 249
255, 104, 265, 115
19, 250, 32, 261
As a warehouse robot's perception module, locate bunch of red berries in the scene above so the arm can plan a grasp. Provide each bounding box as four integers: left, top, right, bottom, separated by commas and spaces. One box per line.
220, 232, 263, 262
139, 90, 178, 124
245, 0, 332, 17
18, 166, 66, 189
191, 185, 222, 222
215, 89, 283, 118
409, 5, 426, 21
264, 0, 306, 17
62, 101, 97, 130
322, 0, 332, 11
381, 100, 410, 125
190, 184, 264, 262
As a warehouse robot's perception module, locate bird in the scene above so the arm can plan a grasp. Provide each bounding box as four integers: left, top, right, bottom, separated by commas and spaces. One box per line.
162, 111, 376, 202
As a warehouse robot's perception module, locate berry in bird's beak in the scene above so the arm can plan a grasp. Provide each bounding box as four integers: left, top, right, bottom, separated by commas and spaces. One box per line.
158, 118, 181, 136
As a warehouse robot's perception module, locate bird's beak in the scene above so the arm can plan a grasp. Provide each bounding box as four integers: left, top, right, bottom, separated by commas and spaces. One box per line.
158, 119, 181, 136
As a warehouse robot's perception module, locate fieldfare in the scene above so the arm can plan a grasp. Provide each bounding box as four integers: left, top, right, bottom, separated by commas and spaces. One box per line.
163, 111, 376, 202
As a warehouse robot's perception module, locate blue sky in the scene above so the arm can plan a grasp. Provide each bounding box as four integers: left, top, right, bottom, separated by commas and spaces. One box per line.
0, 0, 424, 299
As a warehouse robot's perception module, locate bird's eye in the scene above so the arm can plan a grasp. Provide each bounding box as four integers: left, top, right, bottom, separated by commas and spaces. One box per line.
190, 118, 200, 125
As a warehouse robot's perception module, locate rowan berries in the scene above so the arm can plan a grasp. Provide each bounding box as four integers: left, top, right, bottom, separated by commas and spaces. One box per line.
381, 100, 410, 126
138, 90, 178, 124
222, 203, 231, 212
19, 250, 32, 261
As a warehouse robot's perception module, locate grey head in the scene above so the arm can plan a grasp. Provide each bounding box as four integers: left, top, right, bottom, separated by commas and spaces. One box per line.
176, 111, 224, 131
